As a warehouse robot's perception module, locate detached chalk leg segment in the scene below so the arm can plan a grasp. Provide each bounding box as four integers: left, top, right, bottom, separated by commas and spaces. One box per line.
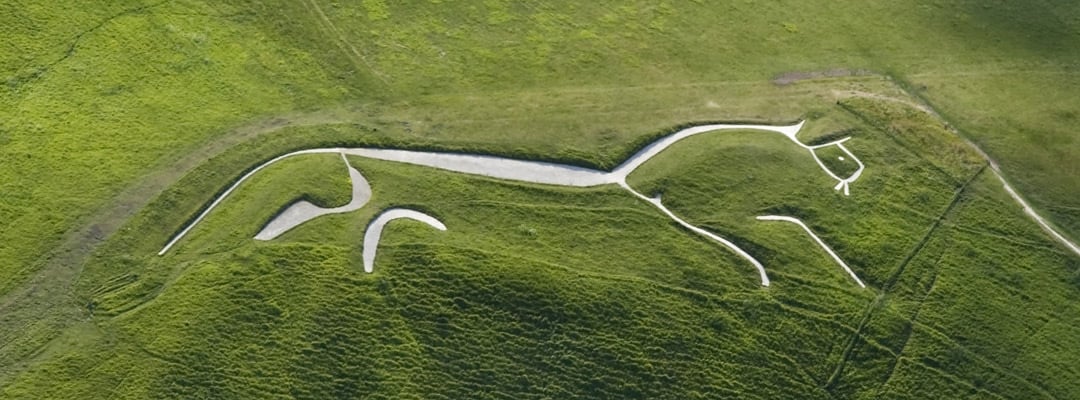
756, 215, 865, 288
363, 208, 447, 273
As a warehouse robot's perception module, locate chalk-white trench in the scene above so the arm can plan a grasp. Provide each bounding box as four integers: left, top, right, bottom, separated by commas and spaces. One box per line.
363, 209, 447, 273
756, 215, 866, 288
160, 121, 870, 287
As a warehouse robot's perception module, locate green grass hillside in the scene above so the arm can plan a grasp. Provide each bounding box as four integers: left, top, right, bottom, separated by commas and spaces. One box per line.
4, 99, 1079, 398
1, 1, 1078, 398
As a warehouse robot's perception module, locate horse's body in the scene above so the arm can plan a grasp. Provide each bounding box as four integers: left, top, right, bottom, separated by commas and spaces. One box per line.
159, 121, 866, 287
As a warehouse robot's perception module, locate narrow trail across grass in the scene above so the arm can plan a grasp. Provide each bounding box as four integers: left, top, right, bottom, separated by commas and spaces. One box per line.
301, 0, 388, 84
836, 89, 1080, 258
7, 75, 1075, 390
0, 108, 365, 380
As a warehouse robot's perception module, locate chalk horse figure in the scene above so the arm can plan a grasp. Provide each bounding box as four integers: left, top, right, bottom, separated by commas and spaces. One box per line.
159, 121, 866, 288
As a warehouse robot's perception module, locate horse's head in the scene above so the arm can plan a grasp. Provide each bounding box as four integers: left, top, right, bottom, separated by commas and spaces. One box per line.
806, 138, 864, 196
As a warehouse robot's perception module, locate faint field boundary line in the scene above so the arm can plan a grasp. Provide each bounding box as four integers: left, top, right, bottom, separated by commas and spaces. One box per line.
823, 159, 987, 394
833, 76, 1080, 257
8, 0, 173, 91
300, 0, 389, 84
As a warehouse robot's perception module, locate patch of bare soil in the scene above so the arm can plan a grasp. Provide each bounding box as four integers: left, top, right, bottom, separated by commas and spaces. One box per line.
772, 68, 875, 86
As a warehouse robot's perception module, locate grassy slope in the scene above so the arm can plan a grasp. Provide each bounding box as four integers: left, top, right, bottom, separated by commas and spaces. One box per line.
0, 0, 366, 295
290, 0, 1080, 240
2, 0, 1077, 298
1, 0, 1079, 398
3, 121, 869, 399
4, 99, 1078, 398
908, 70, 1080, 241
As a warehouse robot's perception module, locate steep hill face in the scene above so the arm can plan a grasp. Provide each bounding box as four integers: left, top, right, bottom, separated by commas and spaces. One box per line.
1, 1, 1078, 398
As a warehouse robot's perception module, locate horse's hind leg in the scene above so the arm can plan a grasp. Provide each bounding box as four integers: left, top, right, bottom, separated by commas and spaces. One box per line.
619, 182, 771, 287
362, 208, 447, 273
255, 153, 373, 240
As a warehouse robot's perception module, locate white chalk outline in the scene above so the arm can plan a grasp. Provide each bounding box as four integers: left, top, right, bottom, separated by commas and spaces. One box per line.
254, 153, 372, 241
834, 90, 1080, 258
363, 208, 447, 273
158, 149, 339, 255
624, 184, 770, 286
756, 215, 866, 288
791, 135, 865, 197
158, 121, 868, 287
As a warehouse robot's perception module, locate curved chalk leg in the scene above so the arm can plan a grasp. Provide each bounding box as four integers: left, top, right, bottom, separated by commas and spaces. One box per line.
255, 153, 372, 241
756, 215, 865, 288
620, 183, 770, 287
363, 208, 447, 273
158, 148, 347, 255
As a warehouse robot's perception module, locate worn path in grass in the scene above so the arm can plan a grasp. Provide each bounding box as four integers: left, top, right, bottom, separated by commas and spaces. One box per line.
0, 107, 366, 377
834, 89, 1080, 258
2, 106, 363, 299
5, 75, 1077, 386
